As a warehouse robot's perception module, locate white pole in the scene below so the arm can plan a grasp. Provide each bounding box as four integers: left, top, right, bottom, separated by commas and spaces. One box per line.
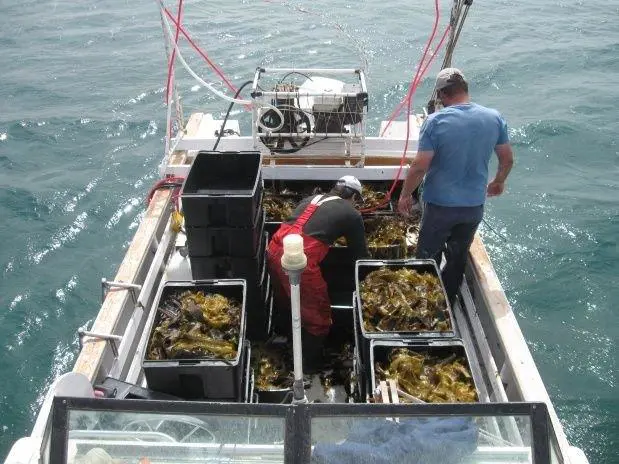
280, 234, 308, 403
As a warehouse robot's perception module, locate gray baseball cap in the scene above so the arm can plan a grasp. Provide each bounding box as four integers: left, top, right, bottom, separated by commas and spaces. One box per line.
337, 175, 363, 200
435, 67, 467, 91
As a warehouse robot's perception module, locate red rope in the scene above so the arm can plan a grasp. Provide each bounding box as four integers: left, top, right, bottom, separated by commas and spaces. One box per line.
165, 0, 183, 104
163, 8, 238, 94
380, 24, 451, 137
361, 0, 443, 214
146, 176, 185, 210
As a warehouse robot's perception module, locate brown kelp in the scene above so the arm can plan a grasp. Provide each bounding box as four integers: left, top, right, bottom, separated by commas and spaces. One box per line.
333, 215, 419, 258
264, 189, 299, 222
360, 267, 451, 332
146, 290, 241, 361
251, 343, 293, 391
358, 186, 389, 210
365, 216, 419, 258
375, 348, 478, 403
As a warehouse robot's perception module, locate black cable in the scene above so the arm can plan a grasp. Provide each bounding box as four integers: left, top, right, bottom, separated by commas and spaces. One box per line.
212, 80, 254, 151
481, 218, 508, 242
278, 71, 313, 83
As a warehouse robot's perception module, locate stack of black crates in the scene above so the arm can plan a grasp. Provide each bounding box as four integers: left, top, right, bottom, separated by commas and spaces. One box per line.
181, 151, 272, 341
352, 258, 481, 401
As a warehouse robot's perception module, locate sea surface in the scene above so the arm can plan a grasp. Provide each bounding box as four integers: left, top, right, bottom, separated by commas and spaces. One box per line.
0, 0, 617, 461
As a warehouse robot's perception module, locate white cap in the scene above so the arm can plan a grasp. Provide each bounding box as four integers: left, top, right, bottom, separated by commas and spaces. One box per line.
336, 175, 363, 199
435, 67, 466, 91
281, 234, 307, 271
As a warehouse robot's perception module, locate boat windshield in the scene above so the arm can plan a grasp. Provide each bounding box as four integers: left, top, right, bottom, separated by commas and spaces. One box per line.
50, 398, 559, 464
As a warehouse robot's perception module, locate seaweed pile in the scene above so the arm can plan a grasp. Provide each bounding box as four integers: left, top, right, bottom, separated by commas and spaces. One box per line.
358, 186, 389, 210
365, 216, 419, 258
360, 268, 451, 332
375, 348, 478, 403
251, 343, 293, 391
264, 189, 298, 222
333, 215, 419, 258
146, 290, 241, 361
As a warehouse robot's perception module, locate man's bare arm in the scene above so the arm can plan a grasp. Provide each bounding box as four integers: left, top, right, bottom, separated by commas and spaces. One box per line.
487, 143, 514, 196
398, 150, 433, 215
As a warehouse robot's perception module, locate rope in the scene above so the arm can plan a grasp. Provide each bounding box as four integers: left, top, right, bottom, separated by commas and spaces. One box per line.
165, 0, 183, 104
427, 0, 474, 111
481, 218, 508, 243
162, 7, 237, 94
360, 0, 444, 214
379, 23, 451, 137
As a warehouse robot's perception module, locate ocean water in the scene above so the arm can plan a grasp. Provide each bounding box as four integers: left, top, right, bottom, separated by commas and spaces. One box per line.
0, 0, 617, 462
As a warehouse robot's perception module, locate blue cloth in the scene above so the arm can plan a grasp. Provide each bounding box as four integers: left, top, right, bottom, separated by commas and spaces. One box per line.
312, 417, 479, 464
418, 103, 509, 207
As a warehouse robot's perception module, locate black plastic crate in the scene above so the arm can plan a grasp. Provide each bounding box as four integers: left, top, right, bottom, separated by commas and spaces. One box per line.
355, 259, 455, 340
245, 266, 273, 341
265, 220, 282, 236
252, 341, 293, 404
182, 151, 263, 227
186, 208, 265, 257
190, 231, 267, 282
142, 279, 248, 400
368, 339, 480, 403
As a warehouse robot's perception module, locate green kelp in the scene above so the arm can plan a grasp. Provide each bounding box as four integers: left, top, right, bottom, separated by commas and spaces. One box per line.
375, 348, 478, 403
360, 267, 451, 332
358, 186, 390, 210
365, 216, 419, 258
251, 343, 293, 391
333, 215, 419, 257
146, 290, 241, 361
264, 189, 298, 222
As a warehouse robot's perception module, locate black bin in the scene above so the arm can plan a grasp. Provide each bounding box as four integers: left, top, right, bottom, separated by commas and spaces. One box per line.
182, 151, 263, 227
186, 209, 265, 257
367, 339, 480, 403
190, 231, 267, 286
142, 279, 247, 400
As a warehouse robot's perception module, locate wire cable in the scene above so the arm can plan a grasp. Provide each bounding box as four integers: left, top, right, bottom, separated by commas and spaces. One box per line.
213, 80, 254, 151
481, 218, 508, 242
159, 5, 251, 105
162, 7, 237, 94
158, 4, 286, 131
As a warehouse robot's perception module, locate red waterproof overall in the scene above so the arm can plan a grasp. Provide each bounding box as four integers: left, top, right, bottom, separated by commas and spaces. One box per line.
266, 195, 340, 337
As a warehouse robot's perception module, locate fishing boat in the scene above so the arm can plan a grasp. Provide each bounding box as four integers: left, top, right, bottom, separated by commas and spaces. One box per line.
4, 1, 590, 463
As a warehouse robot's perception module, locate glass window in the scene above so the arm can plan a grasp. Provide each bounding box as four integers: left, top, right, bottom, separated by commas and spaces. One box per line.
67, 410, 285, 463
311, 415, 534, 464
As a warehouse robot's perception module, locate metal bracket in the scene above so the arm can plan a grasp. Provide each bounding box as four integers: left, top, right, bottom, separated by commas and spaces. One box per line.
101, 279, 142, 304
78, 330, 123, 358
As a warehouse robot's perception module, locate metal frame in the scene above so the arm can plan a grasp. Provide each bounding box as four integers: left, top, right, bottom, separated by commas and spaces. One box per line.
50, 397, 552, 464
250, 68, 369, 160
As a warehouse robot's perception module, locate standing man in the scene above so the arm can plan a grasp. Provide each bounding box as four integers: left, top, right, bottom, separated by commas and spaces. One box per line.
398, 68, 514, 304
267, 176, 370, 371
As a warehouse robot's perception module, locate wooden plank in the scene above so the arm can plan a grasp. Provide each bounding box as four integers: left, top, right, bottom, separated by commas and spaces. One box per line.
183, 112, 204, 137
262, 155, 415, 166
379, 381, 390, 404
72, 189, 171, 381
388, 380, 399, 404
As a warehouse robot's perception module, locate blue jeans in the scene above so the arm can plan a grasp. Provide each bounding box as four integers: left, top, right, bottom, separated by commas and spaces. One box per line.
415, 202, 483, 302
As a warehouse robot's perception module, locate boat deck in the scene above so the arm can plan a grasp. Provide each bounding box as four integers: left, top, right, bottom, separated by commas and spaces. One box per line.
3, 112, 586, 464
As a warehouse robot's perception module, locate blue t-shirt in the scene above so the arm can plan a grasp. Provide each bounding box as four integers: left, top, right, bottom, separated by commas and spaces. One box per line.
418, 102, 509, 207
